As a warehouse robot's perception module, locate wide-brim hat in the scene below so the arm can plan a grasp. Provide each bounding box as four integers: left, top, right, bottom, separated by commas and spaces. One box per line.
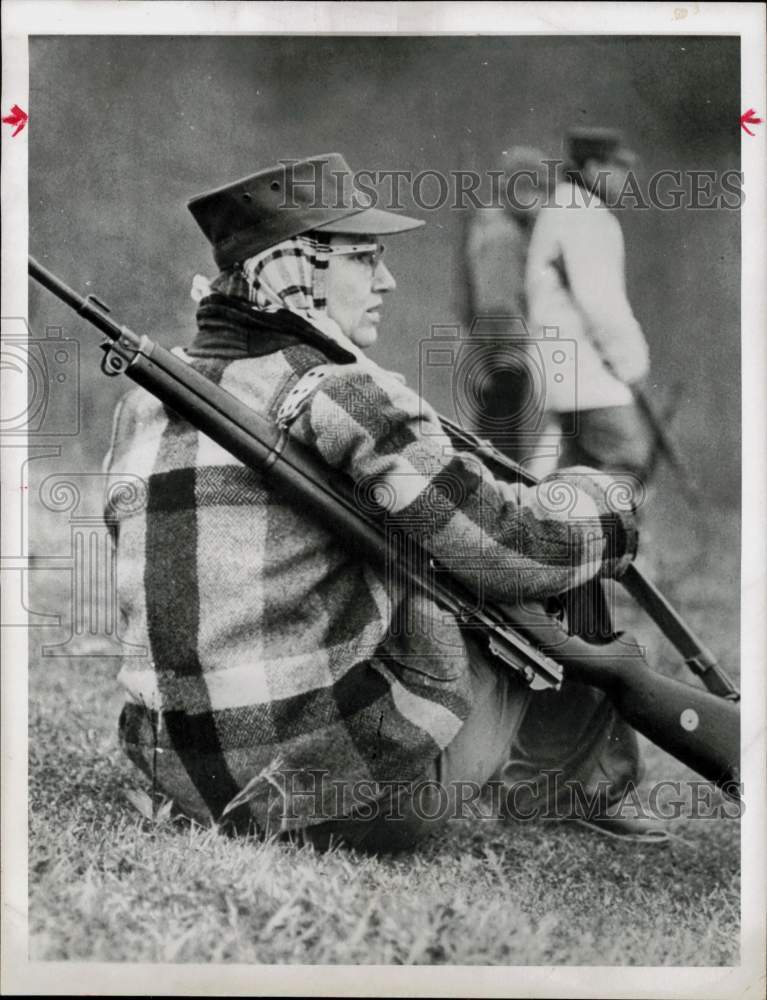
188, 152, 424, 268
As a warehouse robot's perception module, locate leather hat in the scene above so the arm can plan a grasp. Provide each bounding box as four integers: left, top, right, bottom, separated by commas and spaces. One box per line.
566, 128, 637, 169
188, 152, 424, 267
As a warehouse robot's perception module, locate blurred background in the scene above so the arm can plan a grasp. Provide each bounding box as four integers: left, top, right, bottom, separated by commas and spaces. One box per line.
27, 34, 740, 509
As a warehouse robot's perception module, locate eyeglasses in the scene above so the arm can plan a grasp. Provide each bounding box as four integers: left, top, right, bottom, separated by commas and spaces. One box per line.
320, 242, 385, 269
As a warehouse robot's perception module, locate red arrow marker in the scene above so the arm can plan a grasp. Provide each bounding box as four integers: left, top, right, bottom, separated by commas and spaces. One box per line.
740, 108, 763, 137
2, 104, 28, 137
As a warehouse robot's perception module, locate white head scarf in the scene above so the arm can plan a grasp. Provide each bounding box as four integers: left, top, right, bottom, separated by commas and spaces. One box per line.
241, 233, 330, 315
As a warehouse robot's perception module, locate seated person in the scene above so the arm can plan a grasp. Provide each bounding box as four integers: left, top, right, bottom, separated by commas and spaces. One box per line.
105, 153, 646, 852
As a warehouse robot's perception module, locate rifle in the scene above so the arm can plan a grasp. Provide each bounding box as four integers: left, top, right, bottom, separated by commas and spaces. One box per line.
550, 244, 701, 504
639, 379, 684, 488
630, 383, 702, 507
28, 256, 740, 797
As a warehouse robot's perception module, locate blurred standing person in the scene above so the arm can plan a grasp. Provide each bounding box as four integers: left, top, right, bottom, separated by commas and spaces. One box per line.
463, 146, 556, 464
525, 128, 651, 481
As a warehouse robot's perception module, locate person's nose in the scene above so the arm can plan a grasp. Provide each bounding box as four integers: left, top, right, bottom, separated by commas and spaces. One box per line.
373, 260, 396, 293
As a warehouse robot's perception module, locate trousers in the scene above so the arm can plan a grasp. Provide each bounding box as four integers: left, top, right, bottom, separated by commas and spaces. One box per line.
556, 403, 653, 481
297, 642, 643, 854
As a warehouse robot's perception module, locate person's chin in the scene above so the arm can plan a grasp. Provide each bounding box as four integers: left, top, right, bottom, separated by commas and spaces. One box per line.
351, 323, 379, 349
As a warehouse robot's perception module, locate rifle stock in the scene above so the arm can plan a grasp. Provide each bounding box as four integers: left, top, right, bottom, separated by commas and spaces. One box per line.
28, 256, 741, 797
505, 609, 740, 790
613, 661, 739, 790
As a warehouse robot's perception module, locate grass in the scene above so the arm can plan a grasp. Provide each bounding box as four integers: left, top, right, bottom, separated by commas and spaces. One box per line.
26, 490, 740, 965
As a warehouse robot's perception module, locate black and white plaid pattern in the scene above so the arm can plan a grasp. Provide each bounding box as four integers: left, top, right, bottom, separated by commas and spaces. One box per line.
106, 299, 637, 833
209, 234, 332, 316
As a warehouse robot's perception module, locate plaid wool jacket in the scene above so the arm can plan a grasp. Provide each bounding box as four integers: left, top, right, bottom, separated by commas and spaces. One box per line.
105, 294, 637, 832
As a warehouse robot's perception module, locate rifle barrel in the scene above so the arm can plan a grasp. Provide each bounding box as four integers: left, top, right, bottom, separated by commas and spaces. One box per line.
621, 564, 740, 700
29, 256, 121, 341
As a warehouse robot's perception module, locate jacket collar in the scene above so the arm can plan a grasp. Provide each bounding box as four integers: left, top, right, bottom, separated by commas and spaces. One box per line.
189, 293, 357, 363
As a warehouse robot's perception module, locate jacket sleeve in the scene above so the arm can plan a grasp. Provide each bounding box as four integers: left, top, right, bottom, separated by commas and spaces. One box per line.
289, 362, 638, 602
559, 207, 650, 385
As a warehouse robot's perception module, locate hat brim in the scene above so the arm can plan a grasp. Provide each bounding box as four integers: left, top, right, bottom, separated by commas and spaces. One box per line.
314, 206, 424, 236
